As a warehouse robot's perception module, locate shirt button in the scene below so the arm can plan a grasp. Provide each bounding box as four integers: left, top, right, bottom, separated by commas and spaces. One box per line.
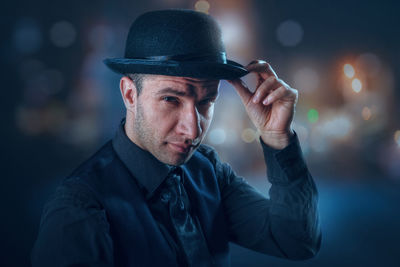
172, 174, 180, 181
160, 191, 171, 203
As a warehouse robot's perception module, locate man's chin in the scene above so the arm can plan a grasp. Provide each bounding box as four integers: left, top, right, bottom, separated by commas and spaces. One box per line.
168, 153, 193, 166
163, 149, 197, 166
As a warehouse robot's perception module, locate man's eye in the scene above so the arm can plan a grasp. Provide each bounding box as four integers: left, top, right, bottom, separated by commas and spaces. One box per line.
163, 96, 178, 103
198, 99, 214, 106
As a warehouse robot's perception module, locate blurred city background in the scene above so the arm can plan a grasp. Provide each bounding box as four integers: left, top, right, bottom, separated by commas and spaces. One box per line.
1, 0, 400, 266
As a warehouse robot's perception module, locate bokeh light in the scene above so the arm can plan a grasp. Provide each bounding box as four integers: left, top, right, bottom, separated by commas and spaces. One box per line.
194, 0, 210, 14
13, 18, 42, 54
351, 78, 362, 93
362, 106, 372, 120
241, 128, 256, 143
322, 115, 352, 139
49, 21, 77, 48
309, 112, 353, 154
343, 64, 355, 78
395, 130, 400, 147
276, 20, 303, 47
216, 13, 248, 52
209, 128, 226, 145
307, 109, 319, 123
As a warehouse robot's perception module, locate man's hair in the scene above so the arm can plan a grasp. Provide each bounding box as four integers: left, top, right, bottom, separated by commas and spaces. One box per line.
126, 73, 147, 95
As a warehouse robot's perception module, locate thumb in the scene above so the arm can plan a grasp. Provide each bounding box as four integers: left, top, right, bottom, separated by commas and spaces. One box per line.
228, 79, 252, 104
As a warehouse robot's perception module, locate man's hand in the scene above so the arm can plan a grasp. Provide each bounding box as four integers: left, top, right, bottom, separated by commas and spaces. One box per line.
228, 60, 298, 150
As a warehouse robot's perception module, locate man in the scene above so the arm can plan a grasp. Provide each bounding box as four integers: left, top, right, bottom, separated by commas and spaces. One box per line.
32, 9, 321, 267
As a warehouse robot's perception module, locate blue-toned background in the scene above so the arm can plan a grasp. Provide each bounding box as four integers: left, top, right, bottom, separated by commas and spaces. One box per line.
2, 0, 400, 266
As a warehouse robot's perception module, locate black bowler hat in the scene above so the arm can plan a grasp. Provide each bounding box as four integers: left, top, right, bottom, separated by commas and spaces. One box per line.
104, 9, 249, 79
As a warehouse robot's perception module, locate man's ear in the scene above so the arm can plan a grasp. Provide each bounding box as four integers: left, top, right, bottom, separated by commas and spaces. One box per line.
120, 76, 137, 111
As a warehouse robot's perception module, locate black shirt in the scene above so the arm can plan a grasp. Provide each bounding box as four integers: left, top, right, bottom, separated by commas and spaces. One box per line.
31, 121, 321, 266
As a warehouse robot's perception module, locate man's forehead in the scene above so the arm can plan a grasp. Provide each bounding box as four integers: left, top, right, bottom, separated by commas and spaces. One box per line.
146, 74, 218, 86
144, 74, 220, 95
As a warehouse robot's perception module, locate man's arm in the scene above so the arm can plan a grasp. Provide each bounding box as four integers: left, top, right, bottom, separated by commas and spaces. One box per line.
214, 132, 321, 260
221, 60, 321, 259
31, 178, 114, 267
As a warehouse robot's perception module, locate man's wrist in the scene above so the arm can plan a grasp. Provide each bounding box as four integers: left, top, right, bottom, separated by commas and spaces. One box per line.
260, 129, 295, 150
260, 130, 309, 185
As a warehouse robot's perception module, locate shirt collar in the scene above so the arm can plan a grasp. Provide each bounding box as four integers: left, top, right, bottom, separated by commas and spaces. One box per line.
112, 119, 174, 199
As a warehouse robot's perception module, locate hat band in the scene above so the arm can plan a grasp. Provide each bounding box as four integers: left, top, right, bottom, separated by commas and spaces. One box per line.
130, 52, 227, 64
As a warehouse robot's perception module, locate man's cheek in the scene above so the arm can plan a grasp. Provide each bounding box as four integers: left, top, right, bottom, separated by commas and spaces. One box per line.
203, 109, 214, 128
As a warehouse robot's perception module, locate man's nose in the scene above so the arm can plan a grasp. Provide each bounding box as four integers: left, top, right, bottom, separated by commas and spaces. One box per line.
177, 104, 202, 143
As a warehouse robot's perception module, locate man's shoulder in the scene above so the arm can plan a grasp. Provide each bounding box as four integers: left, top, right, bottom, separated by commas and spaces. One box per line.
53, 141, 121, 198
44, 141, 121, 210
68, 140, 120, 180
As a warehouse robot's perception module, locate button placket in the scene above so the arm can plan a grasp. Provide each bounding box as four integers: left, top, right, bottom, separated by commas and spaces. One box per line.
162, 167, 215, 266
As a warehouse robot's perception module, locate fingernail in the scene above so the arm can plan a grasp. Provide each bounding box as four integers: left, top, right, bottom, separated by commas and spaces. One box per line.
253, 94, 260, 103
263, 98, 268, 105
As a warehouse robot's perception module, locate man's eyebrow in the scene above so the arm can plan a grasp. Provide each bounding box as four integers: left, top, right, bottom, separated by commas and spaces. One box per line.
156, 87, 188, 96
204, 90, 219, 99
156, 86, 218, 99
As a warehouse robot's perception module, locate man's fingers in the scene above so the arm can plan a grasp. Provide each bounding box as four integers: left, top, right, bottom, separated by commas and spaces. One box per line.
262, 86, 287, 105
263, 86, 298, 105
252, 76, 277, 103
228, 79, 252, 104
229, 61, 291, 106
246, 60, 278, 81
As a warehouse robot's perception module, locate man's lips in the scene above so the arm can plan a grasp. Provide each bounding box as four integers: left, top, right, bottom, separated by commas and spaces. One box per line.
168, 142, 192, 153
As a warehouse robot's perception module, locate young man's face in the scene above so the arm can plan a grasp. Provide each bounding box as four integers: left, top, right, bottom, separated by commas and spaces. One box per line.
129, 75, 220, 166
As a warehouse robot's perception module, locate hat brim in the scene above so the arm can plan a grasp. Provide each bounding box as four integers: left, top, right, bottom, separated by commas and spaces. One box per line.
103, 58, 249, 80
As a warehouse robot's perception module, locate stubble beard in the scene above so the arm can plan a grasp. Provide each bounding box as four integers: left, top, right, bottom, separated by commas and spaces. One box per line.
133, 101, 195, 166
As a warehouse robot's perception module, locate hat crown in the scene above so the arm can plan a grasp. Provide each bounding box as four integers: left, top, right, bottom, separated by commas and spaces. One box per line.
124, 9, 225, 58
